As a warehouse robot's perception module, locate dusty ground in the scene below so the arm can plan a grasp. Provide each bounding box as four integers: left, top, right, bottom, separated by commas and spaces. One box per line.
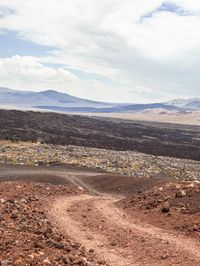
0, 165, 200, 265
81, 110, 200, 126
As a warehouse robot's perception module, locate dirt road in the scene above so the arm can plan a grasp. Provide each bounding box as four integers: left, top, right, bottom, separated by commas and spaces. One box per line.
1, 164, 200, 265
51, 194, 200, 266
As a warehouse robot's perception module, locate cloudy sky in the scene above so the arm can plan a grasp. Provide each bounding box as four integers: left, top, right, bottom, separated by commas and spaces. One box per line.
0, 1, 200, 103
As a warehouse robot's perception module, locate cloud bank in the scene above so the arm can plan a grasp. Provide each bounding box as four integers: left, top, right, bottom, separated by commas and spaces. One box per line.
0, 0, 200, 102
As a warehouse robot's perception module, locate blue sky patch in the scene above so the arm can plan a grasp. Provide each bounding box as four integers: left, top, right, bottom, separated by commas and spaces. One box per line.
140, 1, 195, 22
0, 30, 56, 58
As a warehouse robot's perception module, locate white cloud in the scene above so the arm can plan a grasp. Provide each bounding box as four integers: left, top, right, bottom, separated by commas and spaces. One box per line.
0, 55, 77, 82
0, 55, 81, 93
0, 0, 200, 102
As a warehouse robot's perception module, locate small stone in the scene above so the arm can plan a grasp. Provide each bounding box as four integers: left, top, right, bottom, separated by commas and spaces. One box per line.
161, 254, 169, 260
62, 255, 71, 264
193, 225, 199, 232
20, 198, 27, 204
161, 202, 170, 213
110, 241, 117, 247
11, 212, 18, 219
175, 190, 186, 198
0, 198, 6, 204
48, 239, 64, 249
34, 241, 45, 249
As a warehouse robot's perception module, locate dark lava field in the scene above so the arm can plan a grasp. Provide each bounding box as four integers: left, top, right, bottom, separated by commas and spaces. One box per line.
0, 109, 200, 160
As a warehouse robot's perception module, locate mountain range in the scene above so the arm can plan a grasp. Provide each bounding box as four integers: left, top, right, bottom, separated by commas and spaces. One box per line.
0, 87, 114, 108
0, 87, 199, 113
166, 98, 200, 110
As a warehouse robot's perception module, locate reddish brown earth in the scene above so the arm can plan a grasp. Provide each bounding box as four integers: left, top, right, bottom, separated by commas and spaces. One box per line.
117, 182, 200, 240
0, 181, 108, 266
0, 165, 200, 265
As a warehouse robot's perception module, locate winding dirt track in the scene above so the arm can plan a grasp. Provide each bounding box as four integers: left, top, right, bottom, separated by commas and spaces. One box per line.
1, 164, 200, 265
51, 195, 200, 266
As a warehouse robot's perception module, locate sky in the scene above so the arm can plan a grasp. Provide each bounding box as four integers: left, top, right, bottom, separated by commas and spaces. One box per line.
0, 1, 200, 103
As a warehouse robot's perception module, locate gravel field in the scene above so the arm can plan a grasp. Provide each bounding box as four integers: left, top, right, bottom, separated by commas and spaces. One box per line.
0, 140, 200, 180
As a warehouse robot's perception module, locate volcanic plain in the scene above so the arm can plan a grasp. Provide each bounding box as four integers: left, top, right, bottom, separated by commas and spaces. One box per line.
0, 110, 200, 266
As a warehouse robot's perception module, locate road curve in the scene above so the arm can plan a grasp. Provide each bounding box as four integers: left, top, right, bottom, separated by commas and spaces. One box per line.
1, 164, 200, 265
50, 194, 200, 266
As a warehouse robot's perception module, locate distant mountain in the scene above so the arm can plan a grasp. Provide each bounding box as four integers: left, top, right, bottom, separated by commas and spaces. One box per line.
0, 87, 115, 108
166, 98, 200, 110
0, 87, 180, 113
